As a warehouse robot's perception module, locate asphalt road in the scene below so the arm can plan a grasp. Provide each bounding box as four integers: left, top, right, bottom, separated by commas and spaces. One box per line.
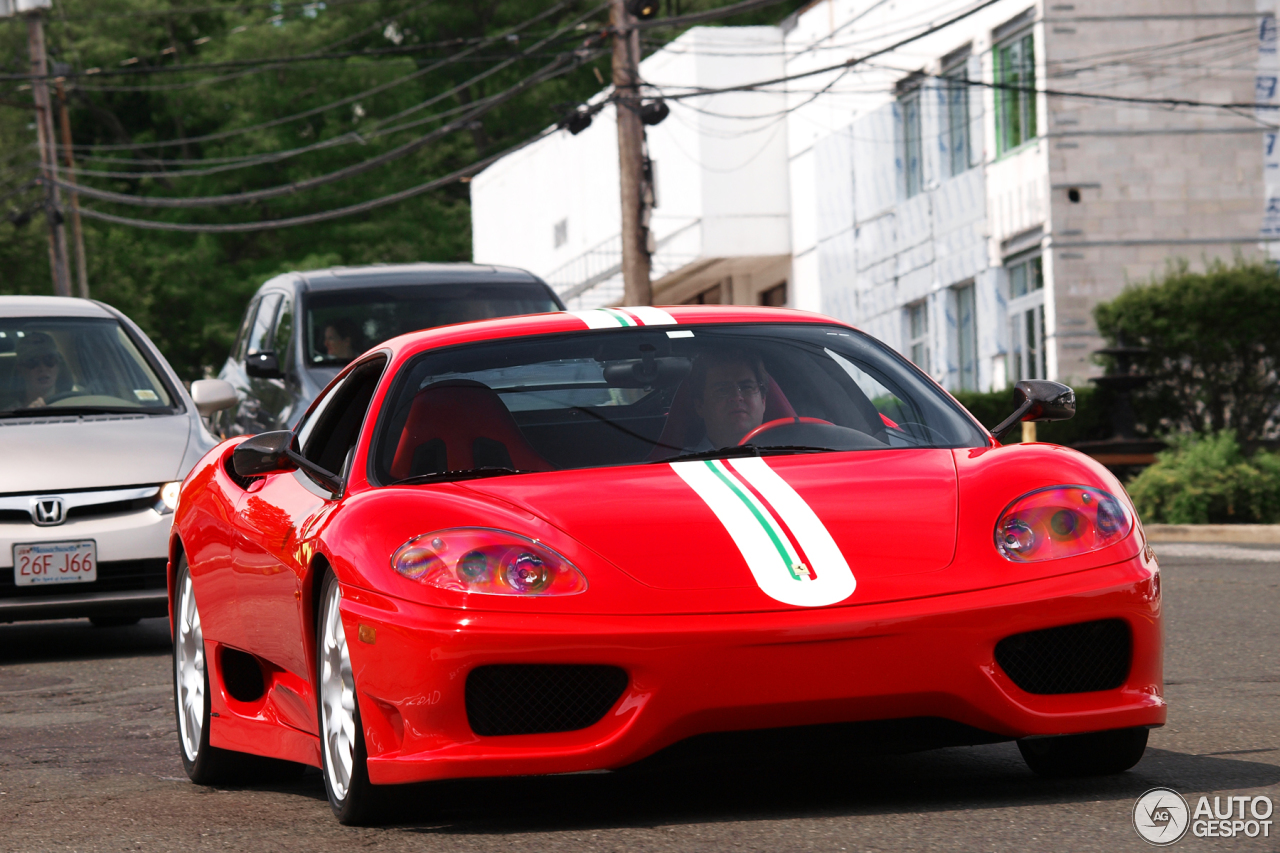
1, 543, 1276, 852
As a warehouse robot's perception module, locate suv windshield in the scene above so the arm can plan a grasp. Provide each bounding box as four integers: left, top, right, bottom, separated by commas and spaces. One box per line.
305, 282, 559, 367
0, 318, 175, 416
373, 323, 987, 483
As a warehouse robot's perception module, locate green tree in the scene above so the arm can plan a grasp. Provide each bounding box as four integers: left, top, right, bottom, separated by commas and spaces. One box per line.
1093, 258, 1280, 442
2, 0, 807, 379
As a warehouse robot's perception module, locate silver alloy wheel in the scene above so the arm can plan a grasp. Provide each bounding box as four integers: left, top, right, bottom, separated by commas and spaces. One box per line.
320, 579, 357, 801
175, 568, 205, 762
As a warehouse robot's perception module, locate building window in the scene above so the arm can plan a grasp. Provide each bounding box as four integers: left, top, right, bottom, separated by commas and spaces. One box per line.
907, 301, 930, 373
553, 218, 568, 249
954, 283, 978, 391
1007, 254, 1046, 381
899, 83, 924, 198
943, 57, 972, 176
758, 282, 787, 307
994, 30, 1037, 155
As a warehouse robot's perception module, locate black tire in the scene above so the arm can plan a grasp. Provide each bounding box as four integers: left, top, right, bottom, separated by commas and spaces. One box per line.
90, 616, 141, 628
316, 569, 383, 824
173, 555, 246, 784
1017, 726, 1149, 777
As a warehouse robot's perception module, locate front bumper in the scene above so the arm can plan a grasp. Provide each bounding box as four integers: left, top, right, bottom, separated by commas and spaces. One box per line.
342, 555, 1164, 786
0, 507, 172, 622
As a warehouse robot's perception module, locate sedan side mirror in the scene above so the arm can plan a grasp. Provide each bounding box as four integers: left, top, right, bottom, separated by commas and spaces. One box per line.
232, 430, 298, 477
246, 351, 284, 380
991, 380, 1076, 441
190, 378, 237, 417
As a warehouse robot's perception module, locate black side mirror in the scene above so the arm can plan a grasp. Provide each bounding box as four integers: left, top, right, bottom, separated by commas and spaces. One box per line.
991, 380, 1076, 441
246, 351, 283, 379
232, 430, 297, 477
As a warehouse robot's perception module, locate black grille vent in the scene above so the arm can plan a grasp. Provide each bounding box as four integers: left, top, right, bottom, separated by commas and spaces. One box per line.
995, 619, 1131, 694
0, 558, 167, 599
466, 664, 628, 737
224, 454, 260, 491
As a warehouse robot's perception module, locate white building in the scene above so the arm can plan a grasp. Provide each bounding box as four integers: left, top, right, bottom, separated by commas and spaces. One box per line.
471, 0, 1271, 390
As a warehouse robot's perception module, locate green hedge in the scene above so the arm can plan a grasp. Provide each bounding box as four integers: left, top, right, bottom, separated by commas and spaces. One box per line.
1125, 431, 1280, 524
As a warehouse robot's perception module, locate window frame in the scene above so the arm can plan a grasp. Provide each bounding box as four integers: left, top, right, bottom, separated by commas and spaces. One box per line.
293, 353, 388, 493
953, 282, 979, 391
244, 292, 283, 359
1005, 253, 1046, 382
906, 300, 930, 375
994, 28, 1038, 156
899, 82, 925, 198
942, 54, 973, 177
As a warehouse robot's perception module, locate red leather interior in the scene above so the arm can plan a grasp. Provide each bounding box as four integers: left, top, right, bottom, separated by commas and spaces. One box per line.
648, 375, 796, 461
389, 380, 553, 480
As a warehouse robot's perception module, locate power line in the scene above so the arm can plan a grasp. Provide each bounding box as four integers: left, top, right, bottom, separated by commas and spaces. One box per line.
51, 17, 609, 205
72, 122, 560, 232
33, 0, 386, 21
57, 0, 596, 152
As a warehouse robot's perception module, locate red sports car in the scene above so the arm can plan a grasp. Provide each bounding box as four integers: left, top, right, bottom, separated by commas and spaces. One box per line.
168, 305, 1164, 824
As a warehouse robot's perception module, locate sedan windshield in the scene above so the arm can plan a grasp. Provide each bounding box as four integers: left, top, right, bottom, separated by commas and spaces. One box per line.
0, 318, 175, 416
305, 282, 560, 367
372, 323, 987, 483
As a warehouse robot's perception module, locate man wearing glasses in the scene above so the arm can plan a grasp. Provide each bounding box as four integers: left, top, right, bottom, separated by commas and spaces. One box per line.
690, 347, 769, 450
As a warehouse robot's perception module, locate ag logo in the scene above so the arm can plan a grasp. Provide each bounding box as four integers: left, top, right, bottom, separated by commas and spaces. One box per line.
1134, 787, 1191, 845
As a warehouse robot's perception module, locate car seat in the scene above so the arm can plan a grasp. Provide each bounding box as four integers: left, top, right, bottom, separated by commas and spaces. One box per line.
389, 380, 553, 480
647, 374, 797, 461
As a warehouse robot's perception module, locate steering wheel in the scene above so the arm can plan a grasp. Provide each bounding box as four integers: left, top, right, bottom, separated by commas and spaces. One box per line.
739, 416, 834, 445
40, 390, 82, 405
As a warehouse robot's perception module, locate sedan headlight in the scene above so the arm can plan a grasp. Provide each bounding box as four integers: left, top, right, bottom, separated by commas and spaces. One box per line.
155, 481, 182, 514
995, 485, 1133, 562
391, 528, 587, 596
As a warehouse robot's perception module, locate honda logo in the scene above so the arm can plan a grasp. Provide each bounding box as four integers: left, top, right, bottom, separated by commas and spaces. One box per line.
30, 497, 66, 527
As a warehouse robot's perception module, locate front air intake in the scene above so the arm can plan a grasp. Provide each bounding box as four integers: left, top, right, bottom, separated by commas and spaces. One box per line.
465, 664, 628, 736
995, 618, 1131, 694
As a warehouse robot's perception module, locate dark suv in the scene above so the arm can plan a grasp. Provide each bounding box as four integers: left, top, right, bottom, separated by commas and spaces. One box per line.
213, 263, 563, 437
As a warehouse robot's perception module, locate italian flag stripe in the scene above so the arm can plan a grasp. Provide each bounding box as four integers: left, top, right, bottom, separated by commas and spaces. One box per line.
600, 307, 637, 326
705, 460, 800, 579
671, 457, 857, 608
566, 307, 678, 329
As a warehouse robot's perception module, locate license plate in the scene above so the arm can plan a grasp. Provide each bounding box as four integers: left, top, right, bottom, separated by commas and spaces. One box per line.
13, 540, 97, 587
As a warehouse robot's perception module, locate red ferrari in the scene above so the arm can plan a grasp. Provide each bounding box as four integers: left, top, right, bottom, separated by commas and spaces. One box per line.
168, 305, 1163, 823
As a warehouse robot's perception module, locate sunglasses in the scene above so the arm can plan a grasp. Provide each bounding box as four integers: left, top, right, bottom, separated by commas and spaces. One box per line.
19, 354, 58, 370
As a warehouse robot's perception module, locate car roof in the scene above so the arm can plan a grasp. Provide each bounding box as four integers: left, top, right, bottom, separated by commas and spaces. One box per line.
0, 296, 116, 319
266, 263, 547, 293
381, 305, 848, 365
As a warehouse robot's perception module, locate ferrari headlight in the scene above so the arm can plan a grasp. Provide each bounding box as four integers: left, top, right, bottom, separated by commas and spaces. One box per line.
995, 485, 1133, 562
155, 481, 182, 514
391, 528, 587, 596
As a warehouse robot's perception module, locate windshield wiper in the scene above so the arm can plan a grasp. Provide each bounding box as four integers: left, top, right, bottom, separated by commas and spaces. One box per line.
390, 466, 537, 485
657, 445, 834, 464
0, 406, 164, 418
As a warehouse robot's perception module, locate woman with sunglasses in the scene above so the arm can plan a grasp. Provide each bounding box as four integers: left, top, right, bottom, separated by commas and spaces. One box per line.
7, 332, 68, 410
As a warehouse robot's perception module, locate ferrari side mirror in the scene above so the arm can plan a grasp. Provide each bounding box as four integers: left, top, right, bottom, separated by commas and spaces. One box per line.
991, 380, 1076, 441
233, 430, 298, 477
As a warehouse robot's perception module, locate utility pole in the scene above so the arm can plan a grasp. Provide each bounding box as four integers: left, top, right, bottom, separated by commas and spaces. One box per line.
56, 79, 89, 298
610, 0, 652, 306
22, 4, 72, 297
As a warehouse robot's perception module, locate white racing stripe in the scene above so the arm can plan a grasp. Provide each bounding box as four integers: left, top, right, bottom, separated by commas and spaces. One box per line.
625, 306, 677, 326
672, 458, 856, 607
728, 457, 856, 605
567, 309, 626, 329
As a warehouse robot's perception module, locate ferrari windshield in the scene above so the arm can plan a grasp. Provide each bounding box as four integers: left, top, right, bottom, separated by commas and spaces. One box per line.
372, 323, 987, 483
306, 282, 559, 367
0, 317, 175, 416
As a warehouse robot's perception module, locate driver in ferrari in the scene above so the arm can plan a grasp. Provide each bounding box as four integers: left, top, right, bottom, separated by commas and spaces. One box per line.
689, 347, 769, 450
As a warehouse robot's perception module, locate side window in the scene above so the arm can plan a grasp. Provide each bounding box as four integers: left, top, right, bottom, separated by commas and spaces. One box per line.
245, 293, 282, 358
232, 299, 260, 361
295, 355, 387, 484
272, 294, 295, 373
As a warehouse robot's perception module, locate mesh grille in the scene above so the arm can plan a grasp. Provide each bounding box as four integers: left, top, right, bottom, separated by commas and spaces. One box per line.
0, 558, 167, 598
995, 618, 1131, 694
465, 664, 628, 737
